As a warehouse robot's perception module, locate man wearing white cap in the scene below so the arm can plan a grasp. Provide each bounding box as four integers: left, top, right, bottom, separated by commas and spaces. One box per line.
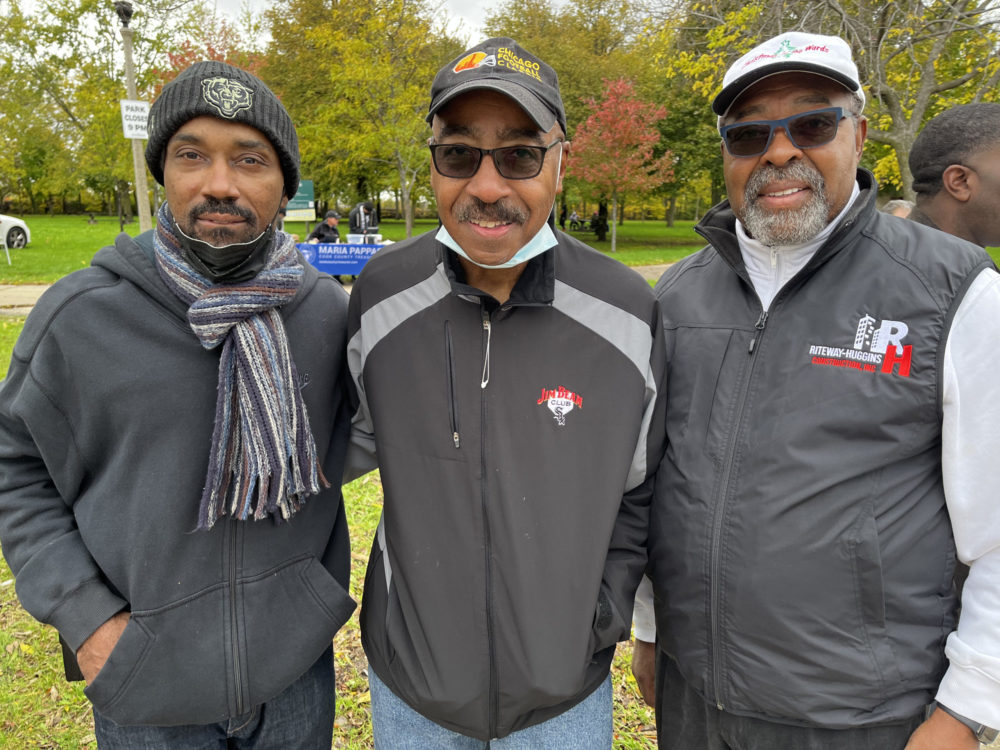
633, 31, 1000, 749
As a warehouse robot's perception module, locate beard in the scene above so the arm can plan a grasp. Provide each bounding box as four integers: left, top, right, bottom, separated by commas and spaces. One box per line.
181, 197, 259, 246
738, 162, 831, 246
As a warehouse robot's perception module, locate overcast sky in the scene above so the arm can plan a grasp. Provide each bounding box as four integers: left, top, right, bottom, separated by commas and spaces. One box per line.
207, 0, 488, 43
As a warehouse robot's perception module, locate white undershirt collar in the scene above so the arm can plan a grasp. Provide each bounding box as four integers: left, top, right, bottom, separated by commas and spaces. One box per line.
736, 181, 861, 310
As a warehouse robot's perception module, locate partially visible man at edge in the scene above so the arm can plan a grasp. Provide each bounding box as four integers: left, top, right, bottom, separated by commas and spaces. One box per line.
344, 37, 666, 748
0, 60, 355, 748
633, 31, 1000, 750
908, 102, 1000, 249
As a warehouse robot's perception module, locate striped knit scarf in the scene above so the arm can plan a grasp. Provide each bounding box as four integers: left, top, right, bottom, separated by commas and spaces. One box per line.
153, 203, 327, 530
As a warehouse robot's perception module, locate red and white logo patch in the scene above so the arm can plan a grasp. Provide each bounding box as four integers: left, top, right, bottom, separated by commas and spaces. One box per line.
808, 314, 913, 377
537, 386, 583, 426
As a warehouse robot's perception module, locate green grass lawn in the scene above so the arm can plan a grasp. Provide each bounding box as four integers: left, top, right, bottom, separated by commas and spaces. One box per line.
0, 317, 656, 748
0, 214, 700, 285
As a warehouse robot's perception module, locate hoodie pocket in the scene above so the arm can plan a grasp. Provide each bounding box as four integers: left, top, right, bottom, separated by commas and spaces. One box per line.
85, 555, 355, 727
83, 616, 155, 717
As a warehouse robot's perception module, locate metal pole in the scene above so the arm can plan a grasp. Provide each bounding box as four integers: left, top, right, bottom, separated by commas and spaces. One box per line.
119, 22, 152, 232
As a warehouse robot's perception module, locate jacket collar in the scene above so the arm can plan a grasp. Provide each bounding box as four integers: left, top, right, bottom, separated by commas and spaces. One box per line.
441, 241, 556, 307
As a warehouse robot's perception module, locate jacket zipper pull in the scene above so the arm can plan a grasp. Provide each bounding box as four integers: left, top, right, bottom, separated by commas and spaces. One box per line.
748, 310, 768, 354
480, 309, 492, 389
445, 321, 460, 448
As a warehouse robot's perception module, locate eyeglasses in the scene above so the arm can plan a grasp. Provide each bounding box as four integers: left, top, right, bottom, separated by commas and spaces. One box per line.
720, 107, 852, 158
429, 140, 563, 179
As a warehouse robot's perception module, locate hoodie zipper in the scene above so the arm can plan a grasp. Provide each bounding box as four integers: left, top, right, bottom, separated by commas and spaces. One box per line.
228, 519, 245, 715
444, 321, 460, 448
480, 304, 498, 737
709, 307, 768, 710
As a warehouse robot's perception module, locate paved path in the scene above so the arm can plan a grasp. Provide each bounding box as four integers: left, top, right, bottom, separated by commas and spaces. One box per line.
0, 285, 50, 317
0, 264, 672, 317
632, 263, 672, 283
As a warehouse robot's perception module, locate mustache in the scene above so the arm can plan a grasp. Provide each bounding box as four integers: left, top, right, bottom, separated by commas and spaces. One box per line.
454, 198, 528, 225
187, 198, 255, 225
744, 162, 825, 204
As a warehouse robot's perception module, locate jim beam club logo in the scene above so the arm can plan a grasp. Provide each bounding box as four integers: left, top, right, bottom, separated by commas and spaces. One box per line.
201, 77, 254, 119
537, 386, 583, 426
808, 314, 913, 377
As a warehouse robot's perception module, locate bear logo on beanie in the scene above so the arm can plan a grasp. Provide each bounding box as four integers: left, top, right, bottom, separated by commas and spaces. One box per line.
201, 77, 254, 119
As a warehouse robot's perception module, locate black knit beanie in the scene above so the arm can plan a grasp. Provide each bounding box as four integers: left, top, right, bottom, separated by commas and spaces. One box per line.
145, 60, 300, 198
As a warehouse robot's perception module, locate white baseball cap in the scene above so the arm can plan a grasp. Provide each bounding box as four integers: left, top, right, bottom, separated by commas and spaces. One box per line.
713, 32, 865, 116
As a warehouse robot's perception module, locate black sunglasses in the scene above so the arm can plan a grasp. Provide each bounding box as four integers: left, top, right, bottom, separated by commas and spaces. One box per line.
720, 107, 851, 157
429, 140, 563, 180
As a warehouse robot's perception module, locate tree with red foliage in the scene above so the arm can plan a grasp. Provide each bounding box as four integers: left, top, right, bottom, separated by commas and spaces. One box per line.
151, 11, 264, 95
566, 78, 674, 252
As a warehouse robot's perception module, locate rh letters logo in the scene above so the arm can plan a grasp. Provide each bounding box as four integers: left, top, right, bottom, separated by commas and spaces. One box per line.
808, 314, 913, 377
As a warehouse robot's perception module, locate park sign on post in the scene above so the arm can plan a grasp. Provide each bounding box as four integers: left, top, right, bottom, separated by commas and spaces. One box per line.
120, 100, 149, 139
286, 179, 316, 222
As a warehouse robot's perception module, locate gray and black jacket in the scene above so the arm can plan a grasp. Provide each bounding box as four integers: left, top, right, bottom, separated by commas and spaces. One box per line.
346, 230, 665, 740
648, 171, 994, 727
0, 232, 356, 726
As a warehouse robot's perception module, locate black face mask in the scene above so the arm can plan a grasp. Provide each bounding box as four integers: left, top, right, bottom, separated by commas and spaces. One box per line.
173, 203, 282, 283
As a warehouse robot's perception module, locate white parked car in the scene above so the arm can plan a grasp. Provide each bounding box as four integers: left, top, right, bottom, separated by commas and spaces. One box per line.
0, 214, 30, 248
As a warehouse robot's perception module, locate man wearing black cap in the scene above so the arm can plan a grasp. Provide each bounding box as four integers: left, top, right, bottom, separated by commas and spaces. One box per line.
908, 102, 1000, 249
633, 31, 1000, 749
0, 60, 355, 747
344, 37, 665, 747
308, 209, 341, 243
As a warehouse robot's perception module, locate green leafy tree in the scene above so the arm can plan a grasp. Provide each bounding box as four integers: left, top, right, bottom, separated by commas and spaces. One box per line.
649, 0, 1000, 201
0, 0, 203, 213
484, 0, 643, 130
265, 0, 462, 236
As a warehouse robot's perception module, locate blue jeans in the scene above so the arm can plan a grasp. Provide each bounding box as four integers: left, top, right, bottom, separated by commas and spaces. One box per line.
92, 646, 334, 749
369, 668, 613, 749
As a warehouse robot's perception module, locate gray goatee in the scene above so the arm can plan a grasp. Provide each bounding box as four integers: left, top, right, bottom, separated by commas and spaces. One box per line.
739, 162, 830, 246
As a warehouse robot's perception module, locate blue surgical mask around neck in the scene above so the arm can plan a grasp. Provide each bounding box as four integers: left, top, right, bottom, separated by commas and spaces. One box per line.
436, 220, 557, 270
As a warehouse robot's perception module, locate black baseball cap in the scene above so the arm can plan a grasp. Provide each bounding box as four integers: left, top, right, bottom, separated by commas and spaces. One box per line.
426, 38, 567, 135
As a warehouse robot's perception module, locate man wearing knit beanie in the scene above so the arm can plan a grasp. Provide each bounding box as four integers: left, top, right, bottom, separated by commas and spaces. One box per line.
0, 60, 355, 748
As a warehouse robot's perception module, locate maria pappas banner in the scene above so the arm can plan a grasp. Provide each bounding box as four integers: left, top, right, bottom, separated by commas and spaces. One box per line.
297, 242, 383, 275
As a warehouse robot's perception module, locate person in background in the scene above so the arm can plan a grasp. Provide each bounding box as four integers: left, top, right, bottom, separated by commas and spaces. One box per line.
908, 102, 1000, 248
0, 60, 355, 748
634, 31, 1000, 750
308, 209, 341, 243
345, 36, 665, 748
348, 200, 375, 235
881, 198, 914, 218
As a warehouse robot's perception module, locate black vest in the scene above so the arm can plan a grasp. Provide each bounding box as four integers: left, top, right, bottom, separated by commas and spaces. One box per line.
649, 171, 994, 726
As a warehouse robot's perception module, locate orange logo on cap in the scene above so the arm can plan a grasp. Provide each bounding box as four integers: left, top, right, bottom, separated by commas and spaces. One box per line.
454, 52, 487, 72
